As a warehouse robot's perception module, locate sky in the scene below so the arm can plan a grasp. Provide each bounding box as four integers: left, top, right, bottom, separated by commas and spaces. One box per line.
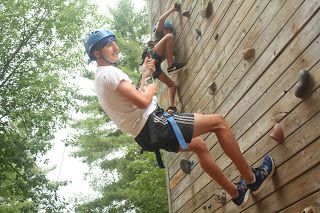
43, 0, 147, 210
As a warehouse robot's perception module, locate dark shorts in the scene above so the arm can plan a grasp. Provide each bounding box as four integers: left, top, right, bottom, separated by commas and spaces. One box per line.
134, 107, 194, 153
151, 50, 164, 79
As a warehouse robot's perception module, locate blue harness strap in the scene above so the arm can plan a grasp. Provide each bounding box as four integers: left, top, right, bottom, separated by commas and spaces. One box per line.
151, 112, 189, 169
164, 112, 189, 150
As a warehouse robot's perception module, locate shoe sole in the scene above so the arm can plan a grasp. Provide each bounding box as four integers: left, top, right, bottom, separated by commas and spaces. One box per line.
252, 156, 276, 195
240, 188, 251, 208
167, 67, 183, 75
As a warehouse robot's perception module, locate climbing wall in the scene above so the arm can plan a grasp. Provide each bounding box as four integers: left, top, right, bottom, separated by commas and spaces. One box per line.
146, 0, 320, 212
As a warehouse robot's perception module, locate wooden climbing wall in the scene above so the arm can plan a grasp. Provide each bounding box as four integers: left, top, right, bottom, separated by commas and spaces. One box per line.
146, 0, 320, 212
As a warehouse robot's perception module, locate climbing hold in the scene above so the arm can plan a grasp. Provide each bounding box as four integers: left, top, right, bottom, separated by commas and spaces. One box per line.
180, 159, 194, 174
195, 29, 201, 37
182, 10, 191, 18
209, 82, 217, 96
174, 2, 181, 11
301, 206, 315, 213
270, 123, 284, 144
195, 29, 202, 41
215, 190, 226, 204
214, 33, 219, 40
302, 201, 320, 213
200, 0, 213, 18
294, 70, 310, 98
243, 47, 255, 60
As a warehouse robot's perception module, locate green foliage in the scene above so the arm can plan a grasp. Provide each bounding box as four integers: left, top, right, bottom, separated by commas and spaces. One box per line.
71, 91, 168, 212
73, 143, 168, 213
71, 0, 169, 212
0, 0, 94, 211
107, 0, 149, 82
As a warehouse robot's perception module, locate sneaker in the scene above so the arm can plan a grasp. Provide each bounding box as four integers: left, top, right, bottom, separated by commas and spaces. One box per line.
167, 62, 185, 74
166, 106, 177, 114
232, 180, 250, 208
248, 154, 275, 195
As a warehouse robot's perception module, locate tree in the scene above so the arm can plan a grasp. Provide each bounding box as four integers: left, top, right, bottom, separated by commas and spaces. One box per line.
71, 0, 169, 212
71, 95, 168, 213
0, 0, 94, 211
107, 0, 150, 81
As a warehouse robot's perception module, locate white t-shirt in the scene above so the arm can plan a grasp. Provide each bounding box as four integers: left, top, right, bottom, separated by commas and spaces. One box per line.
95, 65, 157, 137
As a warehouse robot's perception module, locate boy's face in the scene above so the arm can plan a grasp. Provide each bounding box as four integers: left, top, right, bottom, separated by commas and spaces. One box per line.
102, 41, 120, 63
94, 41, 120, 64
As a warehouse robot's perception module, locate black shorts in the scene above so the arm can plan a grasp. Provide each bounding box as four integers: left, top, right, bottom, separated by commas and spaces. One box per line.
134, 107, 194, 153
151, 50, 164, 79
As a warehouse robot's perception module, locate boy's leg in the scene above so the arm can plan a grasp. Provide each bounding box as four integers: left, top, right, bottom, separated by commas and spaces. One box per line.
187, 137, 238, 198
187, 137, 250, 207
157, 72, 176, 107
192, 113, 254, 183
191, 113, 276, 198
154, 33, 175, 66
154, 33, 185, 74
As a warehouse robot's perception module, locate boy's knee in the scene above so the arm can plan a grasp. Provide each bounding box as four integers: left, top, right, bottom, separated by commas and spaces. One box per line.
190, 137, 208, 153
164, 33, 175, 40
211, 114, 228, 131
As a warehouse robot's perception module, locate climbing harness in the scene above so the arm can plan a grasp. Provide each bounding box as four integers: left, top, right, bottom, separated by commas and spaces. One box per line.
154, 112, 189, 168
163, 112, 189, 150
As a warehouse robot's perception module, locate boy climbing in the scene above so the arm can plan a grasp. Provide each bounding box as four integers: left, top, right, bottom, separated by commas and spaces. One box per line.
84, 29, 276, 208
143, 3, 185, 113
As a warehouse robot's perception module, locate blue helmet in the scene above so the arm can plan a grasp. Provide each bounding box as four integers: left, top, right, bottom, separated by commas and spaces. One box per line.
153, 20, 174, 32
84, 29, 116, 60
164, 21, 174, 31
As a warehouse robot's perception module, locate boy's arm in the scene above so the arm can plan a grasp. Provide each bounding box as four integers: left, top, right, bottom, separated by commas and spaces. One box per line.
117, 80, 157, 109
117, 57, 157, 109
139, 57, 155, 91
156, 4, 177, 31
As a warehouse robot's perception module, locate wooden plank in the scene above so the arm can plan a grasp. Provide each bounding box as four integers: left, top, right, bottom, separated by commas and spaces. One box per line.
213, 1, 320, 118
170, 0, 320, 180
166, 0, 236, 166
161, 0, 230, 117
171, 34, 320, 208
148, 1, 320, 212
174, 38, 320, 210
185, 0, 290, 113
156, 0, 195, 108
176, 0, 253, 108
280, 191, 320, 213
164, 152, 173, 213
175, 0, 225, 63
167, 0, 251, 168
198, 112, 320, 212
169, 0, 318, 195
218, 158, 320, 212
151, 0, 160, 24
174, 0, 201, 52
177, 62, 320, 212
242, 156, 320, 212
189, 0, 313, 116
165, 0, 240, 167
158, 0, 205, 114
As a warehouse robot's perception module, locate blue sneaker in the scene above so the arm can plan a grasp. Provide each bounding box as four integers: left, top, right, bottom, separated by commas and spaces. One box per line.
248, 155, 275, 195
232, 180, 250, 208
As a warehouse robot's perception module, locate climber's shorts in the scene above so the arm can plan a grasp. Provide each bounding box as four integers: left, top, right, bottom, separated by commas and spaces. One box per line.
151, 50, 164, 79
134, 107, 194, 153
